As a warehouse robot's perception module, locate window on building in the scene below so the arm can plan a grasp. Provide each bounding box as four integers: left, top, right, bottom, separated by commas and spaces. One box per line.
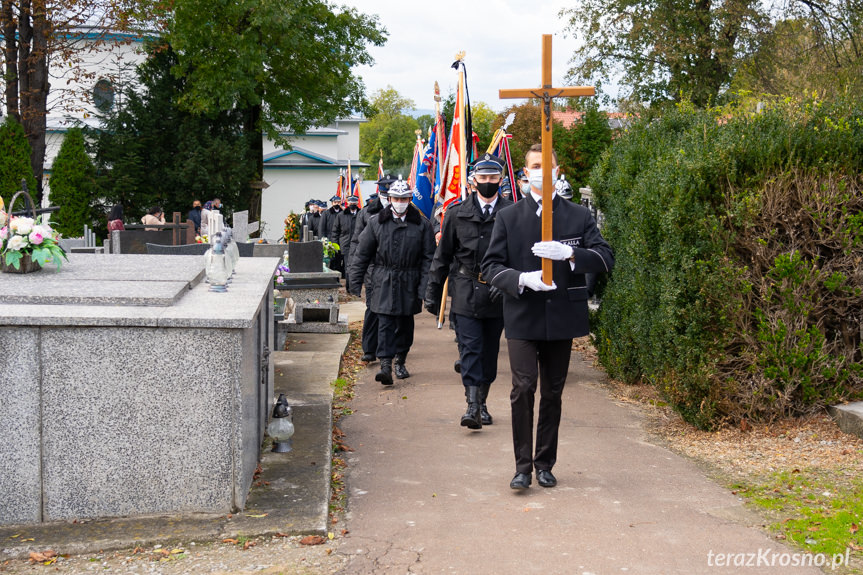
93, 79, 115, 111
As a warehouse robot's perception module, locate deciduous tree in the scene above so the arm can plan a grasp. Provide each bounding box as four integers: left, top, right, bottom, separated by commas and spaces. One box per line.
562, 0, 768, 107
166, 0, 386, 219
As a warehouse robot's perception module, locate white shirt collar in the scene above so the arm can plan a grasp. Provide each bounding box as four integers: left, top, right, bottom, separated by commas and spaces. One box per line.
477, 196, 497, 212
530, 189, 557, 204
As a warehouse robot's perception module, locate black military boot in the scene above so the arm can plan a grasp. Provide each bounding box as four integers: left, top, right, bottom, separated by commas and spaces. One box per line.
479, 383, 493, 426
375, 358, 393, 386
460, 386, 482, 429
393, 353, 410, 379
361, 352, 376, 362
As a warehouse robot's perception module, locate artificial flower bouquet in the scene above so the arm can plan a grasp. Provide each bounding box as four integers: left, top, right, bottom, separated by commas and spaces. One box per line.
0, 209, 68, 273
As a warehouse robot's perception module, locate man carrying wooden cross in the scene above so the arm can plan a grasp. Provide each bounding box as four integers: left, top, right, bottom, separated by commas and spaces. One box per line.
481, 143, 614, 490
482, 33, 615, 490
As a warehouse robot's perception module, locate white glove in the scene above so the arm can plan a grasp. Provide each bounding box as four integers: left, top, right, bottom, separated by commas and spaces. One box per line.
519, 270, 556, 292
531, 241, 574, 261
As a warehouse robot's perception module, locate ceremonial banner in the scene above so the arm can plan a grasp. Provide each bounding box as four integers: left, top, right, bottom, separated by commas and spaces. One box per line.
407, 133, 424, 189
352, 177, 363, 208
436, 63, 467, 216
413, 120, 443, 218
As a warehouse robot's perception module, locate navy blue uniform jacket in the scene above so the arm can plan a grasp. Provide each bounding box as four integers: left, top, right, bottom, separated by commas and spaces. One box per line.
480, 194, 614, 340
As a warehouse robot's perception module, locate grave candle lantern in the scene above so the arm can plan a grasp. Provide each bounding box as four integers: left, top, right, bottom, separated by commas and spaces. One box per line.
267, 393, 294, 453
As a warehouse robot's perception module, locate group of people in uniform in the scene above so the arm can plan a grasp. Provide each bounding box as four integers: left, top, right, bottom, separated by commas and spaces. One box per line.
336, 144, 614, 490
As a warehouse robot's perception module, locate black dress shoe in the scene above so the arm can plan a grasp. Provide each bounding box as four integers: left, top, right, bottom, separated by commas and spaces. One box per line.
361, 353, 376, 362
536, 469, 557, 487
510, 472, 531, 490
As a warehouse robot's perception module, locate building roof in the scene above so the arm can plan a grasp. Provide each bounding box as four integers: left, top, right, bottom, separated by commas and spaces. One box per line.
263, 147, 370, 169
552, 109, 631, 129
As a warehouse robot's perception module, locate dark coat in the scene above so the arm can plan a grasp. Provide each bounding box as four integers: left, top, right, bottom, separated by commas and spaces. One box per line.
309, 212, 324, 237
320, 206, 341, 239
350, 198, 385, 300
187, 208, 202, 233
348, 203, 436, 316
481, 194, 614, 340
350, 197, 384, 252
426, 195, 513, 319
331, 207, 359, 262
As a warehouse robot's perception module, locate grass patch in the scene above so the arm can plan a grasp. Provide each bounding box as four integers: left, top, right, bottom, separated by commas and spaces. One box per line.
732, 468, 863, 570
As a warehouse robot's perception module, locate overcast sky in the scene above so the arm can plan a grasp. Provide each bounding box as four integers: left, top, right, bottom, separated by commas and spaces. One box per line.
342, 0, 587, 113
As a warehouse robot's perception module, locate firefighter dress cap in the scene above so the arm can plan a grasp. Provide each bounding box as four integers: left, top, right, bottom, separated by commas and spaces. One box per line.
376, 174, 397, 194
555, 175, 573, 200
346, 194, 360, 204
473, 153, 504, 175
387, 176, 414, 199
329, 195, 342, 203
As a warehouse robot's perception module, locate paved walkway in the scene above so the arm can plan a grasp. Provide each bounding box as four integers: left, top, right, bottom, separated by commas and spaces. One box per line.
332, 308, 821, 575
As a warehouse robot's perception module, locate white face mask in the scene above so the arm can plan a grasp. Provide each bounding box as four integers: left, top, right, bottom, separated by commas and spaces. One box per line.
525, 167, 559, 192
379, 195, 389, 207
391, 199, 409, 215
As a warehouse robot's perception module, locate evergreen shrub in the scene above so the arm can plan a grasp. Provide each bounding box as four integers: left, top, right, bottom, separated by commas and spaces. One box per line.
591, 97, 863, 428
49, 127, 97, 238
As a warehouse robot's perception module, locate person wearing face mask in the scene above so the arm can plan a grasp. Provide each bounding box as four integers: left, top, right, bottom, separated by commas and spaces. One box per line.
350, 176, 394, 363
332, 194, 361, 291
188, 200, 203, 234
481, 143, 614, 490
424, 154, 513, 429
349, 178, 436, 386
517, 169, 532, 197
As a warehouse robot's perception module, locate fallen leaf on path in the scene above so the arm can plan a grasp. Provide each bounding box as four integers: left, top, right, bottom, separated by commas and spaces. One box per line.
28, 550, 57, 564
299, 535, 326, 546
850, 523, 859, 534
222, 539, 239, 544
243, 541, 256, 550
245, 513, 268, 518
328, 532, 334, 540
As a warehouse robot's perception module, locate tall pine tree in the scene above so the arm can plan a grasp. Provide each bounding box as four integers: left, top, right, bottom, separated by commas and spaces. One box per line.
49, 127, 97, 237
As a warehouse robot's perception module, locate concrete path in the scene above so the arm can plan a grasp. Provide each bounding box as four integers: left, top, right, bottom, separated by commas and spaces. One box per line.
333, 309, 821, 575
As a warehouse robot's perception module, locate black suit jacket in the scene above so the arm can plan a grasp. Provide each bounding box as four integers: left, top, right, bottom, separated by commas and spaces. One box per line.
481, 194, 613, 340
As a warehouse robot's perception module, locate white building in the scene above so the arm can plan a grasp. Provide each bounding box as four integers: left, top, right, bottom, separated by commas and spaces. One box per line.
260, 120, 368, 240
40, 28, 366, 241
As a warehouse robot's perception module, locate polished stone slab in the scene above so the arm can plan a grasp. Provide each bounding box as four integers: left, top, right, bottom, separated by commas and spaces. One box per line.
0, 256, 280, 328
0, 254, 205, 307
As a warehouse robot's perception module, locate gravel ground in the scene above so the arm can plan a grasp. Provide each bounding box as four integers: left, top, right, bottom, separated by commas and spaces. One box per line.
0, 535, 346, 574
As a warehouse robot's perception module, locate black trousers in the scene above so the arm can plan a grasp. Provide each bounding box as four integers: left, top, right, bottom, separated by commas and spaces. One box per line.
361, 306, 378, 356
376, 313, 414, 359
507, 338, 572, 474
454, 314, 504, 389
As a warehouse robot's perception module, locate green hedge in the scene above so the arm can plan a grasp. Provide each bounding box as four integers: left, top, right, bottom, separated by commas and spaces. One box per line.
591, 98, 863, 429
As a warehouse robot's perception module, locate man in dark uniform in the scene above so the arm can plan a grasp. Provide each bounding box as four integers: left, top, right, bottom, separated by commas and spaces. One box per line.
299, 201, 312, 234
320, 195, 342, 239
332, 194, 360, 291
425, 153, 512, 429
349, 178, 436, 386
351, 177, 393, 363
321, 195, 343, 273
482, 143, 614, 490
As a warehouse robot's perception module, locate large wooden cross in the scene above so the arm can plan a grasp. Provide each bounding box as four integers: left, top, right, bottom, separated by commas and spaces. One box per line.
500, 34, 594, 285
